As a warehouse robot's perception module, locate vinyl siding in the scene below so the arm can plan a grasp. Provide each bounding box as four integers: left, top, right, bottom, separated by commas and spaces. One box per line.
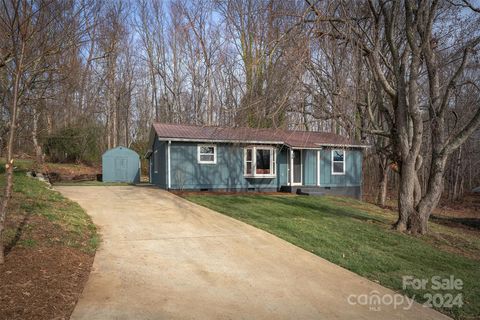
319, 148, 362, 187
150, 140, 363, 190
169, 142, 281, 190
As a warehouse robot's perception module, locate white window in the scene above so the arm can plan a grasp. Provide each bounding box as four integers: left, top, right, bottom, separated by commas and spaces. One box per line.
244, 146, 276, 178
331, 149, 346, 175
245, 148, 253, 175
197, 144, 216, 164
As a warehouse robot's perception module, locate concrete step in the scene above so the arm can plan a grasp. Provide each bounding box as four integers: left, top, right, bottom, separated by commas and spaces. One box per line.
296, 189, 325, 196
297, 187, 323, 193
279, 186, 292, 192
304, 191, 325, 196
281, 186, 326, 194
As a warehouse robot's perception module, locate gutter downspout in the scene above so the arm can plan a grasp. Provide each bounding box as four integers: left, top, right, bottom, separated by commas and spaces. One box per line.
167, 141, 171, 189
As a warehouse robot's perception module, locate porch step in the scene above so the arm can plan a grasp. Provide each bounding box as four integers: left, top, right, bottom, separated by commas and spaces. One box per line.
297, 187, 323, 193
296, 189, 325, 196
279, 186, 292, 192
280, 185, 325, 196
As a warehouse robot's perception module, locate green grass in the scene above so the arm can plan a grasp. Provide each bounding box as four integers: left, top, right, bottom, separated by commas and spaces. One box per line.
1, 159, 99, 254
18, 238, 37, 247
184, 194, 480, 319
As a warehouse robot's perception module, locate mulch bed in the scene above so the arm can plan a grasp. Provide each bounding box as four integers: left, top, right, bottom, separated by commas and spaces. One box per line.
0, 215, 94, 320
42, 164, 101, 183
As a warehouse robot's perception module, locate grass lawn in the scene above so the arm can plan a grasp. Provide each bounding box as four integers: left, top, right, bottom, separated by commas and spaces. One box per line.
184, 194, 480, 320
0, 159, 99, 319
2, 159, 99, 253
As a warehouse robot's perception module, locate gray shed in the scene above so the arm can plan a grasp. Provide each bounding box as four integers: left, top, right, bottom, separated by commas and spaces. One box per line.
102, 146, 140, 183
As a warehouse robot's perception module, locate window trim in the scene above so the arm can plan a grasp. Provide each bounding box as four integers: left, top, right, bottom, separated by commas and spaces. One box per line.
244, 146, 276, 178
197, 144, 217, 164
331, 149, 346, 175
244, 148, 253, 175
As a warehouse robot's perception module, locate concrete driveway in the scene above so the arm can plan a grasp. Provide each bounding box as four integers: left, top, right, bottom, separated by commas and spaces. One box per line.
56, 186, 449, 320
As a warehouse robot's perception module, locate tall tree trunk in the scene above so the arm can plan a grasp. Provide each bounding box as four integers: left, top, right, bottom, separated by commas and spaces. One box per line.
47, 116, 52, 134
0, 54, 22, 264
107, 116, 112, 149
111, 77, 118, 148
377, 155, 389, 207
151, 70, 159, 122
113, 103, 118, 147
453, 146, 462, 201
32, 107, 44, 164
394, 159, 416, 232
409, 155, 447, 235
107, 50, 117, 149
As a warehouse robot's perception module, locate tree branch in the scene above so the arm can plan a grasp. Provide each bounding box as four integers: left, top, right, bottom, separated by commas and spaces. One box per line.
440, 38, 480, 115
444, 105, 480, 155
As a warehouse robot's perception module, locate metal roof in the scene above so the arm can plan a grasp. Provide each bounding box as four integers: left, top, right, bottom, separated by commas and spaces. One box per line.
151, 123, 368, 149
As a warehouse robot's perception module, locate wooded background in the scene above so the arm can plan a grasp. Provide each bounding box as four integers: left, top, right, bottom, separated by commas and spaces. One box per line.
1, 0, 479, 206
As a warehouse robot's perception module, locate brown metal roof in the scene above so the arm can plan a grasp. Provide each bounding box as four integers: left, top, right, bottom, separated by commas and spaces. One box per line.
152, 123, 366, 148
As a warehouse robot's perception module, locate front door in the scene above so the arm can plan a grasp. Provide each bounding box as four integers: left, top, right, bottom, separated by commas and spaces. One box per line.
288, 149, 302, 186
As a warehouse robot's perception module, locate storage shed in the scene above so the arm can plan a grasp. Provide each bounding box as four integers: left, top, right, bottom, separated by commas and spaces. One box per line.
102, 146, 140, 183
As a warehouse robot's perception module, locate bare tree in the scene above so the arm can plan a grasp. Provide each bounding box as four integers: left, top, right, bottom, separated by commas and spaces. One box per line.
0, 0, 91, 263
306, 0, 480, 234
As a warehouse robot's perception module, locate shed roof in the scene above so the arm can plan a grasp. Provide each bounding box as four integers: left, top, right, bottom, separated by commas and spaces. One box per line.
102, 146, 139, 157
151, 123, 367, 149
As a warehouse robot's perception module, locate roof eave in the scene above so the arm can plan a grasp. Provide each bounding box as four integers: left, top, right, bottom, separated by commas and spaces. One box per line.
157, 137, 284, 145
314, 143, 371, 148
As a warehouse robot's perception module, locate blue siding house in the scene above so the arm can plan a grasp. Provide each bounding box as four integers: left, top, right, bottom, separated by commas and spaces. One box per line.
146, 123, 367, 198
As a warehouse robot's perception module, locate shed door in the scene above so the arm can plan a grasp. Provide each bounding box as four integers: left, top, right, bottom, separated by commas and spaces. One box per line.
114, 157, 128, 180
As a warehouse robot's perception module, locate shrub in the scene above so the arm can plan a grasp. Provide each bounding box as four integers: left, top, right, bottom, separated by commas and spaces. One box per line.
44, 126, 103, 164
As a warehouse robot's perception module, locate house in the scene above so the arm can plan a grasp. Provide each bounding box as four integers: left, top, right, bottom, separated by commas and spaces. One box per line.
146, 123, 368, 198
